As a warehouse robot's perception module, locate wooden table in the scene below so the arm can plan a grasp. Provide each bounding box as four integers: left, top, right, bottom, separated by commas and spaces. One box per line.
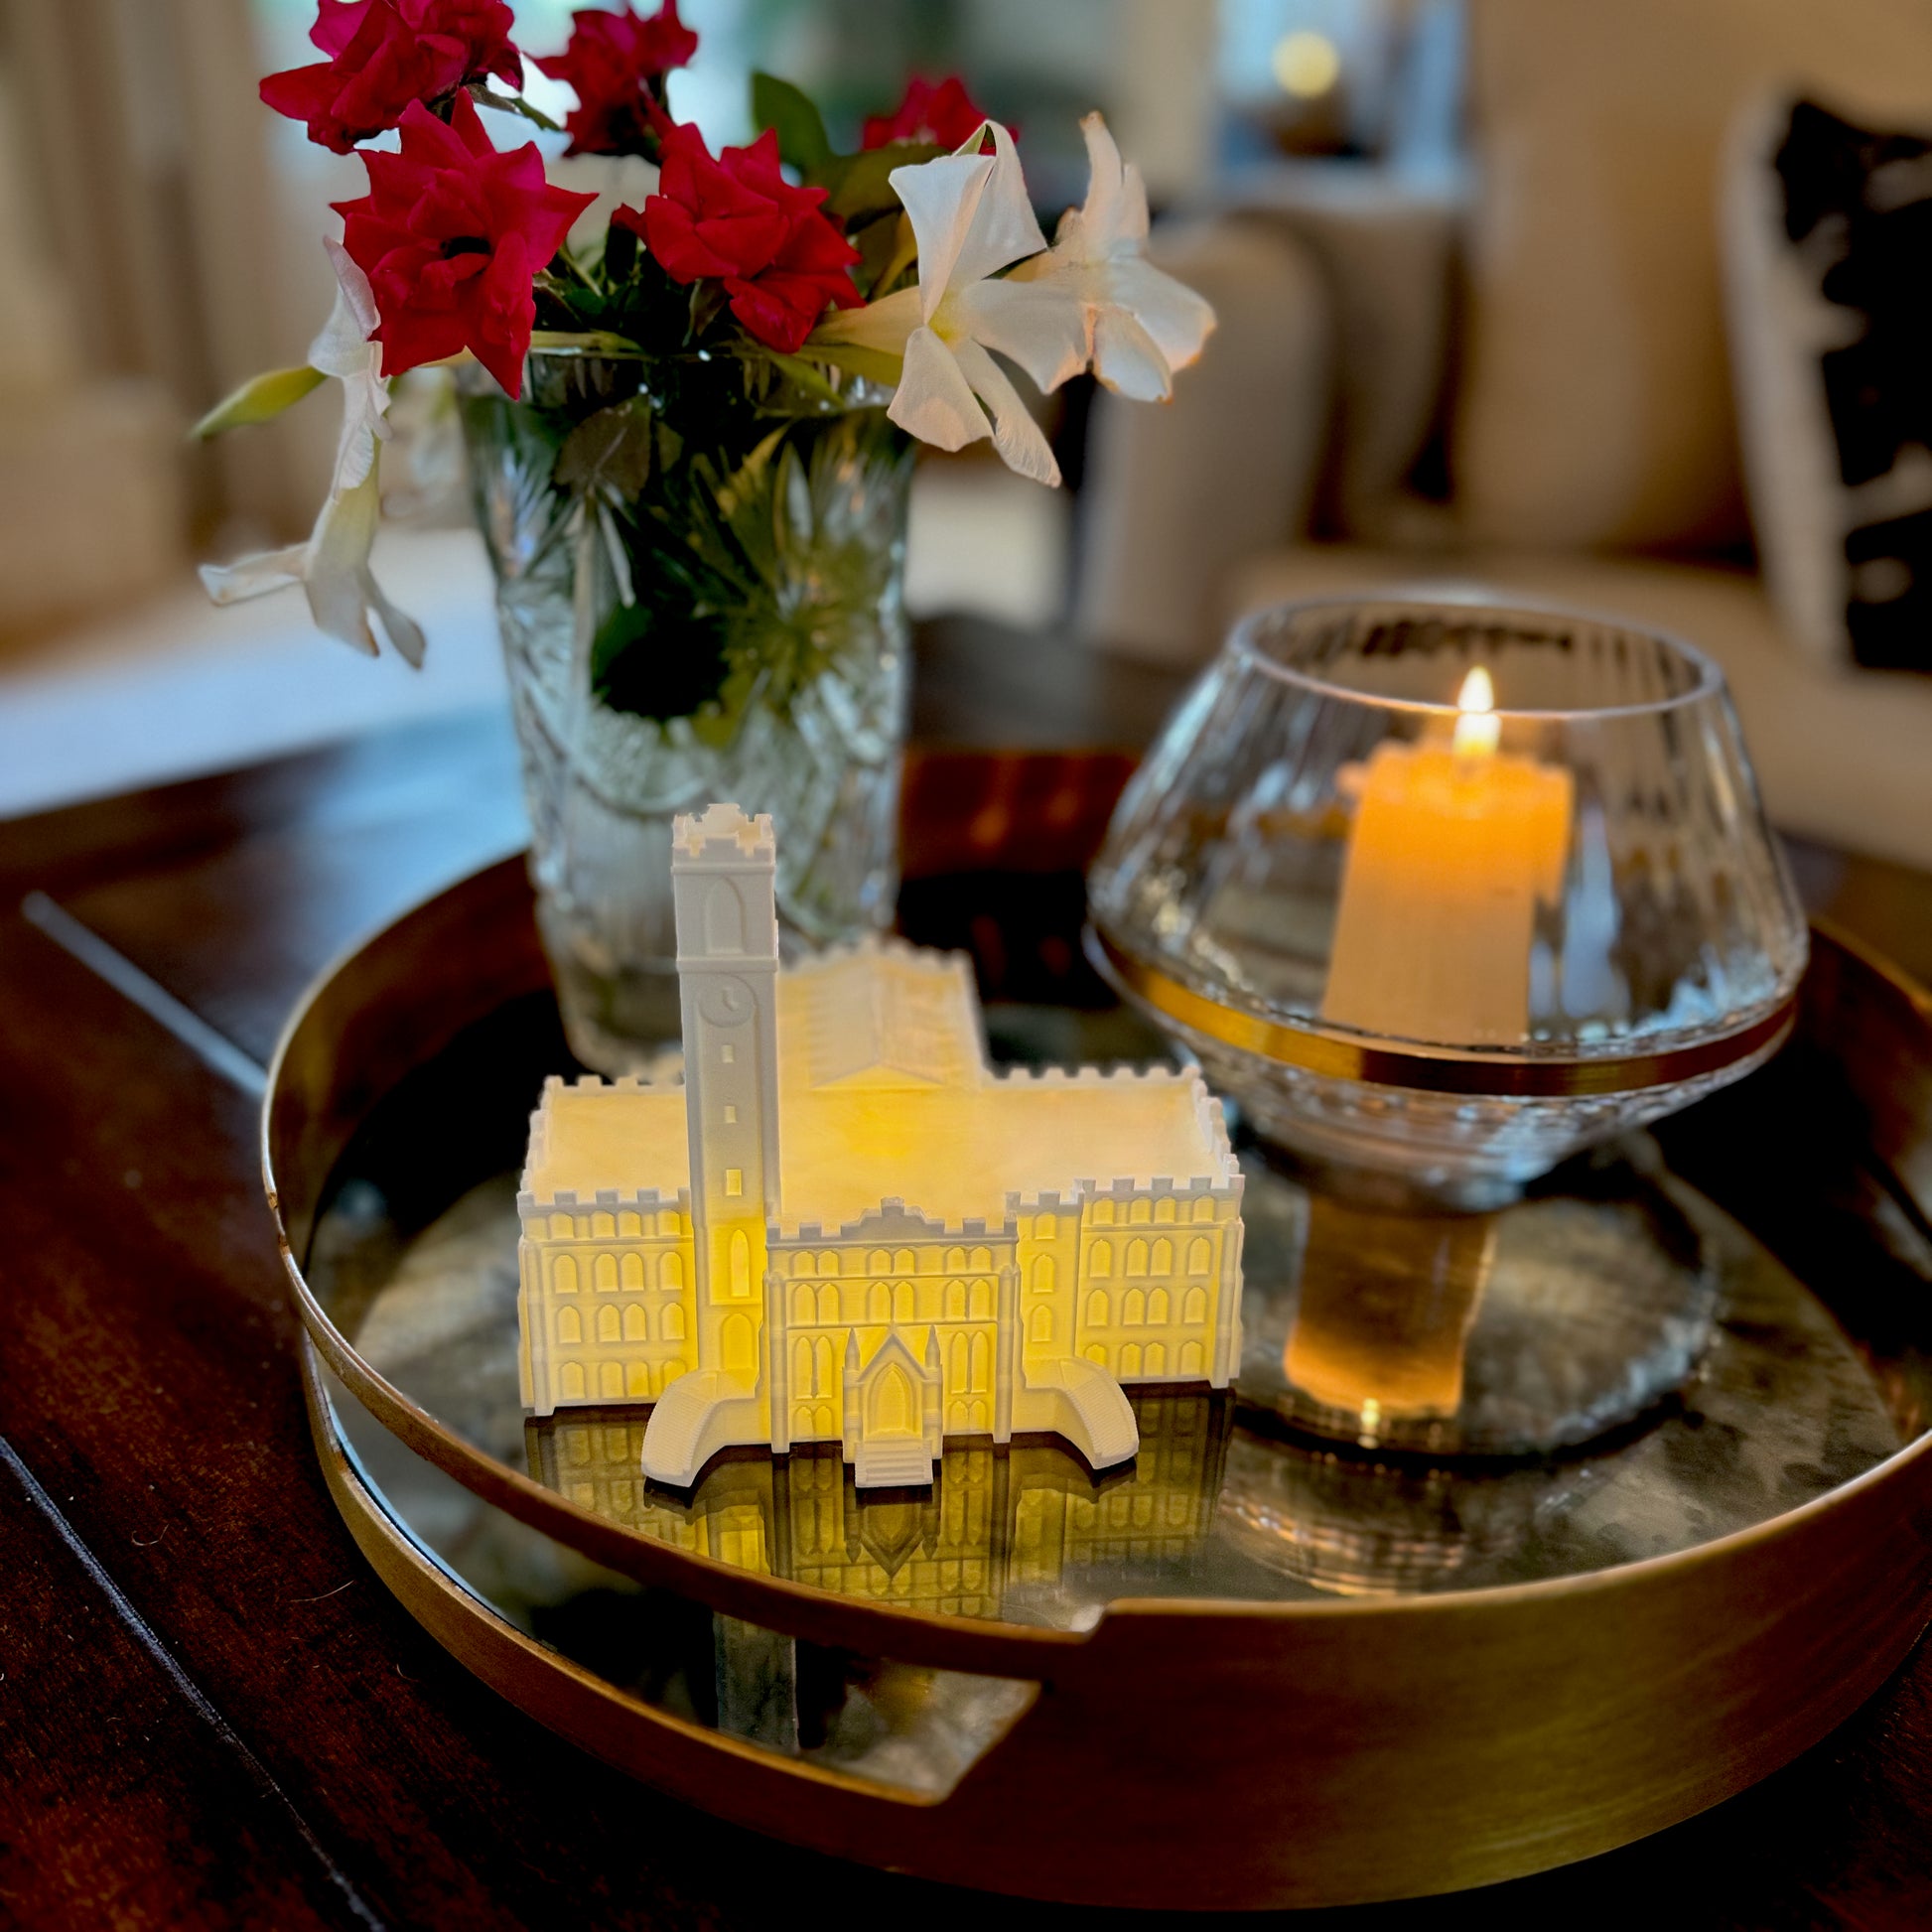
4, 624, 1932, 1929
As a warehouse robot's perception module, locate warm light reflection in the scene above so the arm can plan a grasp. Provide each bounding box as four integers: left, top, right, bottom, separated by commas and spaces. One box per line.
1271, 30, 1341, 99
1451, 664, 1501, 761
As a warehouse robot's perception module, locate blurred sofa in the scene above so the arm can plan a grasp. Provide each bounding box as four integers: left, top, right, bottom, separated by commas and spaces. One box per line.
1075, 0, 1932, 875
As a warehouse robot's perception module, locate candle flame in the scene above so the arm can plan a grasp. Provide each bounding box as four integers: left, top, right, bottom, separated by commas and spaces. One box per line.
1452, 665, 1501, 760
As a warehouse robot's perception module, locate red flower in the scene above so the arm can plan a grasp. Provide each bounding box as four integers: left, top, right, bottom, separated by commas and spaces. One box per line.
333, 92, 596, 397
534, 2, 698, 157
860, 75, 993, 151
621, 124, 861, 353
261, 0, 521, 154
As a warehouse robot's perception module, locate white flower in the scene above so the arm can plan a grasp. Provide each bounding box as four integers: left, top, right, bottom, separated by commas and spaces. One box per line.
1012, 112, 1215, 401
813, 121, 1086, 485
199, 243, 425, 665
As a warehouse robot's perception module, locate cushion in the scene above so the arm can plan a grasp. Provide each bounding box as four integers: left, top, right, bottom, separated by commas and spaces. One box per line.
1454, 0, 1932, 553
1725, 93, 1932, 674
1221, 544, 1932, 873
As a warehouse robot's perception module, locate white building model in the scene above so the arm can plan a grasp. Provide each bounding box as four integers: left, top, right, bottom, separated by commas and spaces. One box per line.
516, 802, 1245, 1490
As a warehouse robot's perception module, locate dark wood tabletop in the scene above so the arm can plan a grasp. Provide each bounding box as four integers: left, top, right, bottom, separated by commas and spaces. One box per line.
4, 620, 1932, 1930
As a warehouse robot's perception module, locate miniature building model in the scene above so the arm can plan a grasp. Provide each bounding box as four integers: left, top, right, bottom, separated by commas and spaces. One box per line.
516, 802, 1244, 1489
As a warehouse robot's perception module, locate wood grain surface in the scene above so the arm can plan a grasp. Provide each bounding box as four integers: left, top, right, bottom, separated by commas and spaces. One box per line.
2, 620, 1931, 1928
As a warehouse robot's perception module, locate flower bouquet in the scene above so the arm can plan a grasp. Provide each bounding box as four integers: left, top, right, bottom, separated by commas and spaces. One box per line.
201, 0, 1214, 1071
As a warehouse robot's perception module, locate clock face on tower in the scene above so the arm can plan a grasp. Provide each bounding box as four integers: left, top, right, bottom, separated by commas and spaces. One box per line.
697, 976, 756, 1028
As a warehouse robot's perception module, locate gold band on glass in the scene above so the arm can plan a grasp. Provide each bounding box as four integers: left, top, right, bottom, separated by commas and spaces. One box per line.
1087, 926, 1798, 1100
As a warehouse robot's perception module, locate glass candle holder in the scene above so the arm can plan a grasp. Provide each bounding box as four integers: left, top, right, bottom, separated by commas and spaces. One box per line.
1088, 598, 1808, 1201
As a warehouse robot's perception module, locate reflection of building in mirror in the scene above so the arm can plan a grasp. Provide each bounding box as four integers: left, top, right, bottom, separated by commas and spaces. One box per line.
526, 1393, 1233, 1621
516, 803, 1245, 1492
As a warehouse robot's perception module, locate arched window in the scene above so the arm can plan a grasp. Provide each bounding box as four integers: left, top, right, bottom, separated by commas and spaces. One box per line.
869, 1282, 890, 1321
600, 1361, 623, 1399
594, 1252, 619, 1292
662, 1357, 687, 1384
1120, 1343, 1142, 1379
557, 1307, 582, 1344
593, 1211, 616, 1238
817, 1284, 839, 1323
1123, 1290, 1145, 1326
721, 1312, 755, 1375
1152, 1237, 1173, 1278
1035, 1213, 1056, 1240
1032, 1255, 1055, 1296
1154, 1196, 1176, 1224
793, 1284, 813, 1324
626, 1361, 652, 1398
561, 1362, 586, 1399
950, 1332, 969, 1392
1030, 1306, 1052, 1344
969, 1247, 992, 1272
895, 1248, 917, 1275
552, 1255, 578, 1294
971, 1333, 990, 1391
551, 1213, 577, 1240
894, 1282, 914, 1323
969, 1282, 992, 1320
623, 1305, 648, 1341
1084, 1343, 1108, 1368
597, 1305, 621, 1342
1146, 1342, 1167, 1377
944, 1280, 966, 1321
662, 1304, 685, 1341
621, 1252, 644, 1290
1128, 1198, 1152, 1225
661, 1250, 683, 1291
1126, 1238, 1149, 1278
793, 1251, 815, 1278
793, 1337, 812, 1396
869, 1249, 892, 1276
1179, 1340, 1204, 1377
619, 1211, 641, 1237
1090, 1240, 1113, 1278
705, 878, 744, 952
729, 1229, 751, 1298
1085, 1291, 1109, 1327
1187, 1237, 1211, 1276
1091, 1199, 1115, 1226
1149, 1288, 1170, 1326
1182, 1287, 1206, 1324
946, 1246, 968, 1273
1192, 1196, 1216, 1222
818, 1252, 840, 1275
815, 1336, 834, 1398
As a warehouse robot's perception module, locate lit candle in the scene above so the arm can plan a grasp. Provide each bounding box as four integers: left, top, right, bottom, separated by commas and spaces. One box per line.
1321, 667, 1573, 1045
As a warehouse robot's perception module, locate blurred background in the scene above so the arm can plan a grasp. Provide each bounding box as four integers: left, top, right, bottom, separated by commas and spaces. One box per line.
2, 0, 1929, 881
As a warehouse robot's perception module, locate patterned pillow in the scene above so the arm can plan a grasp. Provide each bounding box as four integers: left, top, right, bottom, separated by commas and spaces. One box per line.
1725, 94, 1932, 672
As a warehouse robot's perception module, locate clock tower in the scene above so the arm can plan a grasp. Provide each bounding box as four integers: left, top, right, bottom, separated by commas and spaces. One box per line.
671, 802, 780, 1389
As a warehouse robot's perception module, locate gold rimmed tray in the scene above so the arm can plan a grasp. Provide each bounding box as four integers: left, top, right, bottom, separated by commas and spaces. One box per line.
266, 853, 1932, 1911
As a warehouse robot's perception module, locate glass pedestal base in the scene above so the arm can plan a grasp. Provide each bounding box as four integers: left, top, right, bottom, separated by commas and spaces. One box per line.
1235, 1138, 1719, 1458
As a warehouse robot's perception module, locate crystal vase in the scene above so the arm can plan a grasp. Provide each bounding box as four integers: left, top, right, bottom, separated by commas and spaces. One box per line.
459, 350, 913, 1073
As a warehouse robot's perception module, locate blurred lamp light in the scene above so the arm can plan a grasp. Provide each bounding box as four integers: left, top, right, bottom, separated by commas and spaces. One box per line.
1272, 30, 1341, 99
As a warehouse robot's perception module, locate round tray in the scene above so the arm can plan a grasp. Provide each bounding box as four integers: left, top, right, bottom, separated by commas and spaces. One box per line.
267, 853, 1932, 1912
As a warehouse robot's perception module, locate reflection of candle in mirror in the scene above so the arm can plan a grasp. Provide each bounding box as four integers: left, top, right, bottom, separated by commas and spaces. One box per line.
1322, 667, 1574, 1045
1283, 1194, 1497, 1432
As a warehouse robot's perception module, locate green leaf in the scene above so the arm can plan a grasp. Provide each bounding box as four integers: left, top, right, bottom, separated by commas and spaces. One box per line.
192, 363, 327, 439
469, 83, 561, 133
853, 208, 918, 297
591, 599, 732, 720
796, 340, 904, 388
748, 349, 849, 411
554, 397, 656, 494
819, 142, 942, 220
751, 70, 831, 175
